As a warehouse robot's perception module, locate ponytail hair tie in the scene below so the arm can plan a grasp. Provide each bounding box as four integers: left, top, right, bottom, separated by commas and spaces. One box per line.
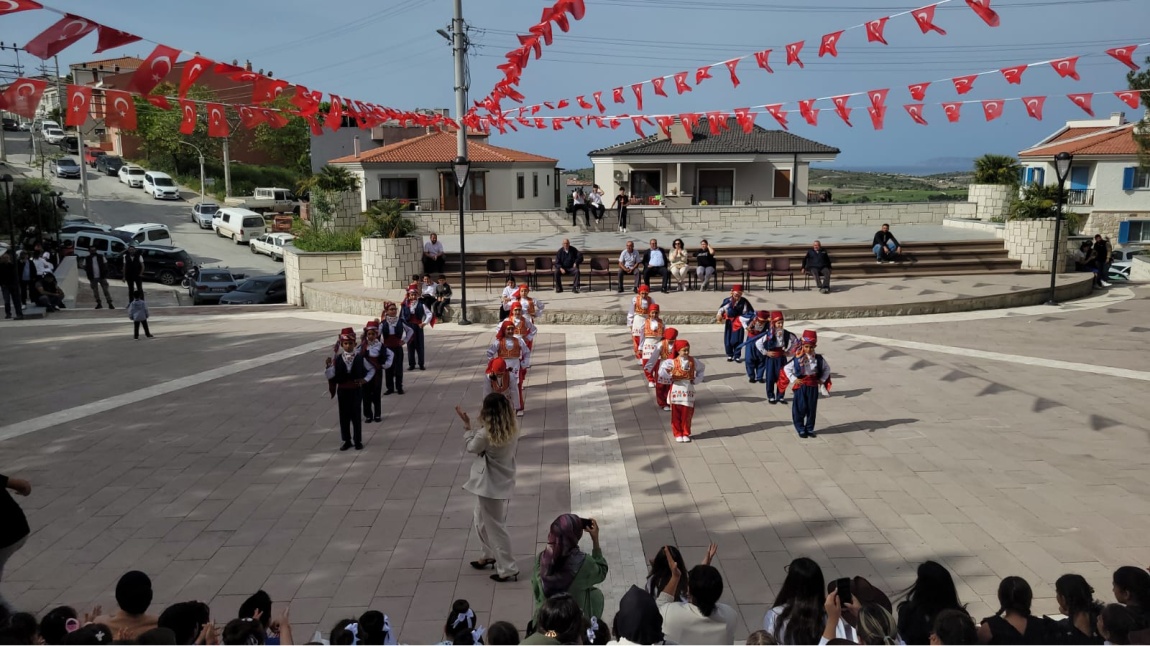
347, 622, 360, 646
452, 608, 475, 629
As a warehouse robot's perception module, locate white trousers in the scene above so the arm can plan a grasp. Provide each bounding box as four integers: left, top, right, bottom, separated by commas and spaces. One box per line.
473, 496, 518, 577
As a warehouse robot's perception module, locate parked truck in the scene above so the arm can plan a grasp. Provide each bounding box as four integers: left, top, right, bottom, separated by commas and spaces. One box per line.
223, 187, 298, 214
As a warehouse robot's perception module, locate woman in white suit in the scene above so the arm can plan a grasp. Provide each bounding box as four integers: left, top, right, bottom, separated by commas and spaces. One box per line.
457, 393, 521, 583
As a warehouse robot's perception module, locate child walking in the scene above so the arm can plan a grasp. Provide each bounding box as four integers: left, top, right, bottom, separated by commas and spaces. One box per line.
128, 291, 153, 339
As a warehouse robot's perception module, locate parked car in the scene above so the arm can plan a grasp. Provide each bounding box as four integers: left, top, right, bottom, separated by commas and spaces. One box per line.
72, 231, 132, 265
58, 136, 78, 153
191, 203, 220, 229
96, 155, 123, 175
84, 149, 106, 167
106, 245, 195, 285
118, 164, 145, 187
59, 222, 113, 245
1111, 245, 1149, 263
2, 118, 17, 131
212, 207, 267, 244
223, 187, 297, 213
187, 267, 239, 305
143, 171, 180, 200
52, 157, 81, 178
43, 128, 65, 144
249, 232, 294, 261
114, 223, 174, 247
218, 275, 287, 305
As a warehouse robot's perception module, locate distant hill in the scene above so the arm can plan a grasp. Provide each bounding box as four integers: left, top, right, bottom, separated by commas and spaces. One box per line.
809, 168, 971, 204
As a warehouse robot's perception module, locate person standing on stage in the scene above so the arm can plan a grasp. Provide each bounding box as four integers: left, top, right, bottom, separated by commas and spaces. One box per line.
627, 285, 654, 359
756, 311, 798, 404
325, 328, 375, 451
645, 327, 679, 410
780, 330, 832, 438
380, 302, 414, 395
400, 288, 433, 371
638, 303, 665, 371
716, 285, 753, 362
458, 393, 521, 583
742, 310, 770, 383
487, 320, 531, 417
658, 339, 706, 443
484, 357, 521, 412
360, 321, 393, 424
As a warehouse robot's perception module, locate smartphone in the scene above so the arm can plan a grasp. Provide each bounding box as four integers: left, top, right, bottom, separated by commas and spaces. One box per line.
836, 578, 852, 605
582, 517, 594, 529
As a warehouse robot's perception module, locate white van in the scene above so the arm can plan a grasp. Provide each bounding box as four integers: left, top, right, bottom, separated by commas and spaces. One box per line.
73, 231, 131, 261
212, 207, 267, 244
143, 171, 180, 200
114, 223, 174, 247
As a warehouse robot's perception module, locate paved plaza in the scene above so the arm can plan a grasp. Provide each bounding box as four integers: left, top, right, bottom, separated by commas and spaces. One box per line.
2, 284, 1149, 643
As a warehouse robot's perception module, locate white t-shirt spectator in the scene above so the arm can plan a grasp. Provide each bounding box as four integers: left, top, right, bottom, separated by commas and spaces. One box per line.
657, 592, 737, 645
619, 249, 640, 270
589, 191, 603, 207
573, 191, 585, 205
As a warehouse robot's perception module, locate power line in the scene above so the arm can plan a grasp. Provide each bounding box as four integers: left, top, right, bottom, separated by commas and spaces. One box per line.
585, 0, 1131, 12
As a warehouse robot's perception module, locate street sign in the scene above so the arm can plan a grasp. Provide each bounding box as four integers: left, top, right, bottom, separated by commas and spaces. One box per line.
204, 178, 216, 186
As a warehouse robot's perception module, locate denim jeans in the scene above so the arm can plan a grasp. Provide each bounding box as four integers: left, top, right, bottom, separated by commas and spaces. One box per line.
873, 241, 897, 259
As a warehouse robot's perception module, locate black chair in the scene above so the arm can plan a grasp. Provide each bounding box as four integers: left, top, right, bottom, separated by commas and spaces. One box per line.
533, 257, 554, 290
744, 257, 770, 292
588, 256, 611, 291
484, 258, 507, 290
508, 257, 532, 288
770, 257, 797, 292
717, 258, 745, 290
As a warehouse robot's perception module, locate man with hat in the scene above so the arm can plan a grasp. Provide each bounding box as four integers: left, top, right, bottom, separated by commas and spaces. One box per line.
627, 284, 655, 359
487, 320, 531, 416
400, 288, 433, 371
657, 339, 706, 442
741, 310, 771, 382
780, 330, 832, 438
484, 357, 520, 412
644, 327, 679, 410
755, 311, 799, 404
716, 285, 754, 362
515, 282, 545, 322
638, 303, 665, 370
380, 302, 414, 395
325, 328, 374, 450
360, 320, 393, 424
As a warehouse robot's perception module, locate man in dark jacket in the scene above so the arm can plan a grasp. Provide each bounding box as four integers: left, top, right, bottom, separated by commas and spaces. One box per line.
0, 473, 32, 610
1, 252, 23, 320
1092, 234, 1111, 288
17, 251, 36, 305
641, 238, 671, 293
553, 238, 582, 293
83, 246, 115, 309
802, 240, 833, 294
34, 270, 66, 311
872, 223, 902, 263
123, 246, 145, 297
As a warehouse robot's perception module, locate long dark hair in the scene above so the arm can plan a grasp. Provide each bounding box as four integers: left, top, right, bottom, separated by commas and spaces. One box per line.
995, 576, 1032, 617
897, 560, 964, 639
688, 565, 724, 618
1100, 604, 1136, 645
1056, 574, 1102, 636
771, 557, 825, 645
647, 546, 688, 600
672, 238, 684, 249
1113, 566, 1150, 608
534, 593, 585, 645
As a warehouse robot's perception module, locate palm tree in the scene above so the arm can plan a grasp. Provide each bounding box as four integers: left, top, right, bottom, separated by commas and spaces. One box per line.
296, 165, 360, 198
973, 154, 1021, 186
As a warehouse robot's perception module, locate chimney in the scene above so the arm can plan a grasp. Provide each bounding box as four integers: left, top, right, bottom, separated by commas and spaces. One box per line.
244, 60, 253, 71
353, 135, 360, 159
670, 117, 692, 145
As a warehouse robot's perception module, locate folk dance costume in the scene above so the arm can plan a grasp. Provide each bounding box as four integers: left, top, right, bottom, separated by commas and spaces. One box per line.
400, 289, 434, 370
325, 328, 375, 451
487, 321, 531, 416
644, 327, 679, 410
716, 285, 754, 362
779, 330, 832, 438
484, 357, 521, 412
658, 340, 706, 442
755, 311, 798, 404
380, 302, 414, 395
742, 310, 770, 382
627, 285, 654, 360
507, 302, 538, 350
360, 320, 394, 423
515, 283, 545, 324
638, 303, 665, 375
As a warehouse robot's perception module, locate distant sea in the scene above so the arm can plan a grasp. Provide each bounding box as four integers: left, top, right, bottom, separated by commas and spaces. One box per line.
824, 157, 974, 176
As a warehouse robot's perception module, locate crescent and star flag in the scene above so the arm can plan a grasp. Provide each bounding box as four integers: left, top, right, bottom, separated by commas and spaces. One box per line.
129, 44, 181, 96
1115, 91, 1140, 109
673, 72, 692, 94
965, 0, 1001, 27
94, 26, 140, 53
613, 87, 625, 103
695, 65, 712, 85
799, 99, 819, 126
952, 75, 977, 95
981, 99, 1004, 121
1050, 57, 1080, 80
1022, 96, 1046, 120
1068, 93, 1095, 116
207, 103, 229, 137
909, 82, 930, 101
943, 102, 962, 123
0, 78, 47, 119
1000, 65, 1027, 85
1106, 45, 1139, 71
104, 90, 137, 130
631, 83, 644, 110
786, 41, 805, 68
912, 5, 947, 35
24, 14, 95, 59
178, 56, 212, 98
905, 104, 928, 125
866, 18, 889, 45
766, 104, 789, 130
724, 59, 741, 87
0, 0, 42, 15
832, 96, 853, 126
819, 31, 844, 57
179, 100, 197, 135
652, 78, 667, 97
64, 84, 92, 127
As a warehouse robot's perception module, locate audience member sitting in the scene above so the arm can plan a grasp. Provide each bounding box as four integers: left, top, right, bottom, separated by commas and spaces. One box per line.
500, 278, 517, 321
5, 611, 37, 644
976, 576, 1049, 644
645, 545, 688, 601
357, 609, 398, 645
532, 514, 608, 621
222, 617, 265, 645
136, 627, 178, 645
830, 576, 894, 641
524, 593, 585, 645
1047, 574, 1103, 644
157, 601, 211, 646
745, 629, 779, 645
433, 274, 453, 319
931, 609, 977, 645
38, 605, 79, 645
618, 241, 642, 294
801, 240, 833, 294
763, 557, 828, 644
855, 604, 899, 645
1098, 604, 1136, 646
33, 269, 66, 311
1112, 566, 1150, 630
237, 590, 293, 646
94, 570, 159, 640
487, 621, 522, 645
440, 599, 483, 645
695, 240, 717, 291
668, 239, 689, 291
586, 615, 610, 645
610, 585, 667, 645
898, 561, 967, 646
62, 622, 114, 644
654, 546, 737, 645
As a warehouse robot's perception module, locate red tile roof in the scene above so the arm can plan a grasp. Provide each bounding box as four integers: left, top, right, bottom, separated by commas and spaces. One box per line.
1019, 124, 1138, 157
70, 56, 145, 70
329, 131, 556, 164
1045, 126, 1111, 144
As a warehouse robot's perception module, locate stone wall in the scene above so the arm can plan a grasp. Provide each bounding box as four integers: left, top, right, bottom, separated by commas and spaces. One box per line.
1004, 217, 1070, 272
283, 248, 363, 306
1080, 210, 1150, 241
362, 237, 422, 290
943, 217, 1005, 238
967, 184, 1013, 221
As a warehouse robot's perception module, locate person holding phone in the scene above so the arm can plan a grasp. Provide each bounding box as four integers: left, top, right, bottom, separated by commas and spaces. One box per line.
531, 513, 609, 621
459, 394, 520, 583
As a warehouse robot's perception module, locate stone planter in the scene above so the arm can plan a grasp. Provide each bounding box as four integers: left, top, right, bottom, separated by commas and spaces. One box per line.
283, 248, 363, 306
967, 184, 1014, 221
1004, 217, 1069, 272
362, 236, 422, 290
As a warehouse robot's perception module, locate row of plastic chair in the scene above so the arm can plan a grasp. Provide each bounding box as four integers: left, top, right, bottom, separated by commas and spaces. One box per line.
481, 256, 809, 292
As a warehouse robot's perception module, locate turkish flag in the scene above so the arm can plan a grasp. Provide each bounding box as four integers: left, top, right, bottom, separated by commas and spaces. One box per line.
94, 26, 141, 53
1000, 65, 1027, 85
1067, 93, 1094, 116
1115, 91, 1140, 110
518, 34, 541, 60
534, 118, 545, 129
867, 106, 886, 130
24, 14, 96, 59
304, 114, 323, 136
652, 78, 668, 97
176, 56, 211, 99
238, 105, 266, 129
529, 18, 553, 46
786, 41, 805, 68
755, 49, 774, 73
608, 117, 621, 130
577, 96, 592, 110
561, 0, 586, 20
105, 90, 137, 130
695, 65, 712, 84
551, 118, 563, 131
551, 9, 570, 32
593, 91, 605, 113
904, 104, 928, 125
1106, 45, 1139, 71
673, 72, 692, 94
145, 95, 171, 110
766, 104, 789, 130
819, 31, 844, 58
631, 83, 644, 111
799, 99, 819, 126
259, 109, 289, 129
705, 112, 728, 136
531, 105, 541, 115
912, 5, 947, 35
831, 96, 852, 127
631, 116, 648, 138
590, 116, 604, 128
868, 89, 889, 110
908, 82, 930, 101
179, 100, 198, 135
64, 84, 91, 127
0, 0, 41, 15
981, 100, 1004, 122
254, 78, 290, 104
214, 61, 245, 76
679, 113, 697, 141
571, 116, 583, 129
1022, 96, 1045, 120
952, 75, 977, 95
656, 115, 674, 138
866, 17, 889, 44
1048, 57, 1080, 80
943, 102, 962, 123
129, 44, 180, 96
325, 95, 344, 131
734, 107, 756, 133
291, 85, 323, 116
613, 87, 625, 103
543, 102, 555, 110
0, 78, 46, 119
724, 59, 741, 87
557, 99, 569, 109
965, 0, 1000, 27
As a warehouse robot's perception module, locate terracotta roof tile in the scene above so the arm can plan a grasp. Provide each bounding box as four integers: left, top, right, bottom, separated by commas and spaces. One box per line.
1046, 126, 1110, 144
328, 131, 556, 164
1019, 124, 1138, 157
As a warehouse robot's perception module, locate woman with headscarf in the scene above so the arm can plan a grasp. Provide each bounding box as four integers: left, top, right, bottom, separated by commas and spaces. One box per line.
531, 513, 609, 621
610, 585, 670, 644
458, 394, 520, 583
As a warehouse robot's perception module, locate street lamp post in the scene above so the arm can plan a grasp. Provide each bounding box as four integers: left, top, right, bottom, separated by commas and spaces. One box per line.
178, 141, 206, 205
1046, 151, 1074, 306
1, 174, 14, 252
48, 190, 60, 239
453, 156, 472, 325
30, 189, 41, 244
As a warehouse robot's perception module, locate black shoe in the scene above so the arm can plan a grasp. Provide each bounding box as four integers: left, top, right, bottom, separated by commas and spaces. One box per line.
355, 443, 364, 450
409, 365, 416, 371
397, 388, 405, 394
573, 288, 580, 294
384, 389, 394, 395
146, 334, 154, 338
798, 432, 809, 438
768, 399, 777, 405
470, 559, 496, 570
364, 417, 374, 424
373, 416, 382, 422
617, 289, 623, 293
749, 377, 756, 383
419, 366, 425, 370
807, 431, 817, 438
4, 314, 9, 319
556, 288, 564, 293
661, 289, 668, 293
57, 303, 66, 309
340, 441, 352, 451
109, 304, 115, 309
95, 303, 103, 309
490, 573, 518, 583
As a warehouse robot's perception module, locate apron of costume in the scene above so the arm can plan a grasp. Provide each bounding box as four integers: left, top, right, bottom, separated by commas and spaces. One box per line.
667, 358, 697, 407
640, 320, 664, 362
631, 296, 652, 337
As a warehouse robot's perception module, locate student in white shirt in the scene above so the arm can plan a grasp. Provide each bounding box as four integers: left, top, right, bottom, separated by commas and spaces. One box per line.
499, 278, 517, 321
654, 545, 737, 645
589, 185, 605, 228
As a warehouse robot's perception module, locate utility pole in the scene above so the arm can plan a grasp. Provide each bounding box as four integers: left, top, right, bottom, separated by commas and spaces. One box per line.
451, 0, 472, 325
0, 41, 26, 163
55, 55, 90, 220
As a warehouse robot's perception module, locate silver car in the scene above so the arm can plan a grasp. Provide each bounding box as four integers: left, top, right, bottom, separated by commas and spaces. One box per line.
191, 203, 220, 229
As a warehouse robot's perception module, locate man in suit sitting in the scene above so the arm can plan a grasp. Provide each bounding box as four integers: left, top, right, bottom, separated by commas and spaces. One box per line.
802, 240, 833, 294
553, 239, 583, 293
641, 238, 671, 293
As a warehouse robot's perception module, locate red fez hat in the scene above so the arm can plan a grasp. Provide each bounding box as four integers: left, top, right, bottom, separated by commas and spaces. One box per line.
638, 284, 650, 293
649, 303, 661, 312
365, 320, 379, 330
663, 327, 678, 340
801, 329, 818, 345
672, 339, 690, 354
731, 284, 744, 292
755, 310, 769, 321
770, 310, 785, 322
487, 357, 508, 374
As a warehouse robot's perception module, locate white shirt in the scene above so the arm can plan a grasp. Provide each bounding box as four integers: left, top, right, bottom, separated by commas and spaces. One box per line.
501, 285, 517, 311
656, 592, 737, 645
762, 606, 855, 645
34, 256, 53, 275
91, 257, 101, 279
589, 191, 603, 206
573, 191, 585, 205
421, 283, 436, 298
619, 249, 640, 269
424, 240, 444, 257
647, 248, 666, 267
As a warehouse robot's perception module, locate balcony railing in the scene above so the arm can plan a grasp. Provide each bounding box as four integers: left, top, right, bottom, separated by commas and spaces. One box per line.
1066, 189, 1094, 206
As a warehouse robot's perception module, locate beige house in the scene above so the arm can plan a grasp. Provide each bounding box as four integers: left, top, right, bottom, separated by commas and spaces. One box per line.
330, 131, 559, 212
589, 117, 839, 206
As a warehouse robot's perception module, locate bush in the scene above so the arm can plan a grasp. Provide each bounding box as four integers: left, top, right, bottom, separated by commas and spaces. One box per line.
360, 199, 417, 239
290, 228, 361, 252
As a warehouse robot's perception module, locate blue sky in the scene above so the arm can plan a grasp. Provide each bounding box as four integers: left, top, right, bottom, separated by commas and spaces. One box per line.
3, 0, 1145, 172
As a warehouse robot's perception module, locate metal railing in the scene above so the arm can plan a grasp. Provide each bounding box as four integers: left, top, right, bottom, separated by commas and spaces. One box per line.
1066, 189, 1094, 206
369, 197, 440, 211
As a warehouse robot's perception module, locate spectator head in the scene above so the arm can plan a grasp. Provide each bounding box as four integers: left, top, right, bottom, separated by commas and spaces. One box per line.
995, 576, 1033, 617
329, 619, 359, 646
505, 277, 515, 288
562, 238, 571, 249
700, 239, 709, 248
60, 624, 114, 645
158, 601, 211, 645
222, 618, 265, 646
614, 585, 664, 645
1098, 603, 1135, 645
445, 599, 481, 644
648, 546, 688, 600
115, 570, 154, 615
812, 240, 822, 251
672, 238, 684, 249
486, 621, 520, 645
438, 274, 447, 283
687, 565, 725, 618
533, 593, 585, 645
539, 514, 587, 597
649, 239, 658, 249
1095, 234, 1103, 241
929, 609, 976, 645
770, 557, 826, 645
745, 630, 778, 645
430, 233, 438, 243
625, 240, 634, 251
358, 610, 394, 645
1112, 565, 1150, 608
238, 590, 272, 629
88, 245, 96, 255
39, 606, 79, 645
136, 628, 178, 645
7, 612, 38, 644
585, 616, 609, 645
856, 604, 898, 645
1056, 574, 1101, 619
900, 560, 962, 617
881, 224, 890, 231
